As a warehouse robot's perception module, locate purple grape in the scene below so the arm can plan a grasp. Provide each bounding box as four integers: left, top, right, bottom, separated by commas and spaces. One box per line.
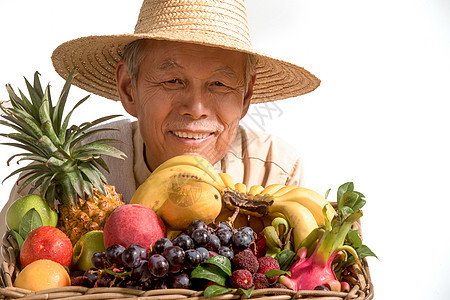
153, 278, 169, 289
129, 244, 148, 260
217, 222, 232, 231
105, 244, 126, 266
192, 229, 211, 247
84, 269, 98, 283
187, 220, 209, 236
71, 276, 94, 287
132, 260, 152, 283
148, 254, 169, 277
91, 252, 106, 269
196, 247, 209, 263
153, 238, 173, 254
240, 226, 254, 238
168, 264, 183, 274
97, 273, 114, 287
169, 272, 191, 289
173, 234, 194, 250
206, 234, 221, 251
217, 246, 234, 260
184, 249, 202, 268
216, 229, 232, 245
122, 246, 142, 268
162, 246, 185, 267
232, 231, 252, 250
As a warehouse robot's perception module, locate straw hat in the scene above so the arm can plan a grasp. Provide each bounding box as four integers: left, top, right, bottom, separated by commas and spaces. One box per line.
52, 0, 320, 104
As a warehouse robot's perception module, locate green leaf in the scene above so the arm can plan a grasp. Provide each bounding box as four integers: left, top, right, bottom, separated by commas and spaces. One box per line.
265, 269, 291, 278
275, 249, 296, 271
53, 69, 75, 136
19, 208, 43, 240
339, 206, 354, 216
190, 264, 228, 286
347, 230, 362, 248
239, 286, 255, 298
203, 285, 233, 298
11, 230, 24, 249
356, 245, 378, 260
204, 255, 232, 276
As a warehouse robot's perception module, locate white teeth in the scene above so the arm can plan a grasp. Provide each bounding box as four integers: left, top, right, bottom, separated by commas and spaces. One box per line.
172, 131, 210, 139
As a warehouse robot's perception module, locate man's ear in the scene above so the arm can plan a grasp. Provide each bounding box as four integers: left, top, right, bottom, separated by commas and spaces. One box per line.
116, 60, 138, 117
240, 74, 256, 119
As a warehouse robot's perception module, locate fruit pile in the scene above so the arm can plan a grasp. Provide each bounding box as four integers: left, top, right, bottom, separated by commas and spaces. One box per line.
70, 219, 287, 295
1, 72, 375, 297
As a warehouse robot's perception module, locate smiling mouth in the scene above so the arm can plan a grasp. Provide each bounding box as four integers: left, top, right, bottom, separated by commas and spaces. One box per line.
170, 130, 214, 139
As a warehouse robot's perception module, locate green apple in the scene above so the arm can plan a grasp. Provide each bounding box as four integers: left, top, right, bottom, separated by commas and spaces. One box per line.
6, 194, 58, 232
72, 230, 105, 271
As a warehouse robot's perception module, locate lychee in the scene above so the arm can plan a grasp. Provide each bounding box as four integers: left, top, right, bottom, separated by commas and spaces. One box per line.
230, 269, 253, 290
257, 256, 280, 283
232, 249, 259, 274
253, 272, 269, 289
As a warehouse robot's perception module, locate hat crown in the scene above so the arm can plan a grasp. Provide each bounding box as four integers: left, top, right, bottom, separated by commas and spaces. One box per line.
134, 0, 252, 50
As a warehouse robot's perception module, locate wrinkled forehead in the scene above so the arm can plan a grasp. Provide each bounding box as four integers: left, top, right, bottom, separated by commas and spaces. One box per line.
141, 40, 247, 72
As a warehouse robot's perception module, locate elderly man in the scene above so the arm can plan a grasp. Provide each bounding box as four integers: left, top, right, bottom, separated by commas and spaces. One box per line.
0, 0, 320, 237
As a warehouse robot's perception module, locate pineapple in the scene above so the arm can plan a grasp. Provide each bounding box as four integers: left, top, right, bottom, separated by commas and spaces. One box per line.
0, 70, 126, 245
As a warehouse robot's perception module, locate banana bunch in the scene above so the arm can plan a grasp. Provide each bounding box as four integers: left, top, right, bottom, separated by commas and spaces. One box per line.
130, 155, 226, 229
220, 175, 336, 251
131, 155, 336, 250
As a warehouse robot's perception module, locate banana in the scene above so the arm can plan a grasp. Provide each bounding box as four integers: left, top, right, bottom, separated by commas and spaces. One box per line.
151, 155, 225, 188
274, 187, 336, 226
234, 183, 248, 194
261, 184, 285, 195
131, 165, 222, 212
219, 173, 234, 189
272, 185, 299, 197
248, 184, 264, 195
268, 201, 318, 251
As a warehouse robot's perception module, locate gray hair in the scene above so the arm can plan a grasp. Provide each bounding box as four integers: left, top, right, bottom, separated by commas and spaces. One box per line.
122, 39, 256, 86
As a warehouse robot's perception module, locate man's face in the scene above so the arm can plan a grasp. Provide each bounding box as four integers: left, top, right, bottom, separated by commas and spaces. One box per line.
116, 40, 255, 171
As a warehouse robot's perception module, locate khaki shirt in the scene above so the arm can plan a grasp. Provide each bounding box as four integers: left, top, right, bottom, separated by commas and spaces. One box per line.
0, 119, 302, 247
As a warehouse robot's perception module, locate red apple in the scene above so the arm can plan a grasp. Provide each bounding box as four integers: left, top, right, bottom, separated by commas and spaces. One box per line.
103, 204, 166, 249
20, 226, 72, 268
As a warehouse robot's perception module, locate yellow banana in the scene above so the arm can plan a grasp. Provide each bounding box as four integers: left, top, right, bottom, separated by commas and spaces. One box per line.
268, 201, 318, 251
219, 173, 234, 189
272, 185, 299, 197
131, 165, 222, 212
261, 184, 285, 195
151, 155, 225, 188
234, 183, 248, 194
248, 184, 264, 195
274, 187, 336, 226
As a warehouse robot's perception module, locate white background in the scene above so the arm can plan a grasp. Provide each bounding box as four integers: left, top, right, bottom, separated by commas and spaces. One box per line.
1, 1, 449, 299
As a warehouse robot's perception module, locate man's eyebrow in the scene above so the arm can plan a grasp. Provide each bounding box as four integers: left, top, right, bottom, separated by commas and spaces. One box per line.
214, 66, 239, 79
158, 60, 183, 70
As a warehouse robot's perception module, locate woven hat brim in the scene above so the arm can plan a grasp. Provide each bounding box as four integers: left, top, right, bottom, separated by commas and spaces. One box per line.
52, 34, 320, 104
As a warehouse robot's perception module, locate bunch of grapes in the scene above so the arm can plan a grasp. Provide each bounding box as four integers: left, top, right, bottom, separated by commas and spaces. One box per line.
71, 219, 256, 290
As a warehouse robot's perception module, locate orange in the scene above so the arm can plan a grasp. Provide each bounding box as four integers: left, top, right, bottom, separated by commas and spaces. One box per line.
14, 259, 71, 291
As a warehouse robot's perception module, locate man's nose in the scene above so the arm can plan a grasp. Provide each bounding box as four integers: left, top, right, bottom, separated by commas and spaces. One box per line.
178, 84, 210, 119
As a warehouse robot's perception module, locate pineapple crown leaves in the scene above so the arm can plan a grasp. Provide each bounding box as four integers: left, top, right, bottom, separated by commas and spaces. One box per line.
0, 70, 127, 207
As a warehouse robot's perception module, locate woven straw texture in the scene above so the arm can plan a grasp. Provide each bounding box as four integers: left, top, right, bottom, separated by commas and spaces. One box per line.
51, 0, 321, 104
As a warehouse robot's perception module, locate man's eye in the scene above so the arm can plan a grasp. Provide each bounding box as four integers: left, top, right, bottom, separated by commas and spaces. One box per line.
166, 79, 182, 84
213, 81, 225, 86
162, 79, 184, 89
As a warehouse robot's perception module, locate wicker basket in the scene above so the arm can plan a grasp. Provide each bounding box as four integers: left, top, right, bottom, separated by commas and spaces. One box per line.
0, 210, 374, 299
